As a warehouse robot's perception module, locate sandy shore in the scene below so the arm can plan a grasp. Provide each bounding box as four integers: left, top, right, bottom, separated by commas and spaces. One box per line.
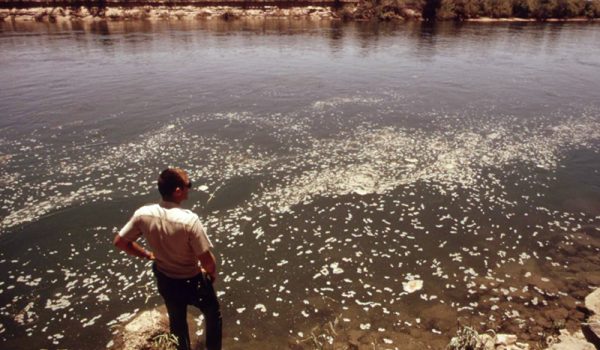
466, 16, 599, 22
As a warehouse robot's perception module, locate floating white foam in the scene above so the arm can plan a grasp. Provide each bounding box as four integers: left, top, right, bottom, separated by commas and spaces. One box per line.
402, 280, 423, 293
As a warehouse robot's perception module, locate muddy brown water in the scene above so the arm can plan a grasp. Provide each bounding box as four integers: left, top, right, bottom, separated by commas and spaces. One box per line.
0, 18, 600, 349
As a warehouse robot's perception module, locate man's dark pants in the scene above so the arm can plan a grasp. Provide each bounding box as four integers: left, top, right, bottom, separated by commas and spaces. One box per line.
153, 264, 222, 350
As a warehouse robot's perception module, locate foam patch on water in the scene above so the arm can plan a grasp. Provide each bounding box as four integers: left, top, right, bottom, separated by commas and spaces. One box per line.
0, 121, 270, 230
1, 188, 113, 230
312, 96, 384, 110
1, 106, 599, 231
255, 116, 600, 212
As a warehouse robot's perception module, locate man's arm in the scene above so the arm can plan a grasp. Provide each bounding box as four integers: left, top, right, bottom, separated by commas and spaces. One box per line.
198, 250, 217, 283
113, 234, 154, 260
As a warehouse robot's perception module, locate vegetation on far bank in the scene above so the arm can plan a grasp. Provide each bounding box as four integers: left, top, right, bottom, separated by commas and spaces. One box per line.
348, 0, 600, 20
434, 0, 600, 20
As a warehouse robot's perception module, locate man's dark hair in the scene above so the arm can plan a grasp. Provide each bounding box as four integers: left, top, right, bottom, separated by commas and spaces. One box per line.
158, 168, 187, 199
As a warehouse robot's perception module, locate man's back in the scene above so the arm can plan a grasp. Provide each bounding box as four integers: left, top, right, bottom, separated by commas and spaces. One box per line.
119, 201, 212, 279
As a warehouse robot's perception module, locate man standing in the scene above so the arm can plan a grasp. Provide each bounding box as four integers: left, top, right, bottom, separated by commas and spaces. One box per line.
114, 168, 222, 350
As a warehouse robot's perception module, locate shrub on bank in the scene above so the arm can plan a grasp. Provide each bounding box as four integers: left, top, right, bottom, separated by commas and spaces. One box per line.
521, 0, 590, 18
426, 0, 600, 19
455, 0, 482, 18
512, 0, 539, 17
555, 0, 585, 17
350, 0, 600, 20
585, 0, 600, 17
351, 0, 424, 20
378, 0, 409, 19
481, 0, 514, 17
436, 0, 454, 18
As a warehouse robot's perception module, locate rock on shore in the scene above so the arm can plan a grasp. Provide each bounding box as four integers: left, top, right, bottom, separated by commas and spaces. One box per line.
0, 5, 342, 22
581, 288, 600, 348
461, 284, 600, 350
108, 309, 170, 350
0, 3, 430, 22
108, 306, 212, 350
546, 329, 595, 350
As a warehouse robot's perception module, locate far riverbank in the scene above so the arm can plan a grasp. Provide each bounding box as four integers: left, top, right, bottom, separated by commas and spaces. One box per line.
1, 0, 600, 21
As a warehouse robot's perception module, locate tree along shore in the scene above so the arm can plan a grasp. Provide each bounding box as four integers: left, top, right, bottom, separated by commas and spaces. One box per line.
0, 0, 599, 21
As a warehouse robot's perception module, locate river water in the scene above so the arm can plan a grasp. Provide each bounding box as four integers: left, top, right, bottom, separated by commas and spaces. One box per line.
1, 18, 600, 349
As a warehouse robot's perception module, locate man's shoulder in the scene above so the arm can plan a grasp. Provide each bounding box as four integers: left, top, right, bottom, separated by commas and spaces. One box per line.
171, 208, 199, 221
133, 203, 161, 217
132, 203, 199, 227
163, 206, 199, 228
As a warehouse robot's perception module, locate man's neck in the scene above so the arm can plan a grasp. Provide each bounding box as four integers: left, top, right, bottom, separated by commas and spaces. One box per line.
160, 199, 182, 208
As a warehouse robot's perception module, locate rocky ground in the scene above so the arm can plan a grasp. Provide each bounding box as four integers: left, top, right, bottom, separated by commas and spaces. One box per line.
108, 226, 600, 350
0, 4, 425, 22
0, 6, 341, 22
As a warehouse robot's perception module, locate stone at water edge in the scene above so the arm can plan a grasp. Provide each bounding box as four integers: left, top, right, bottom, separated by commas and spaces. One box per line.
476, 334, 495, 350
496, 333, 518, 345
124, 309, 166, 334
111, 306, 206, 350
494, 333, 530, 349
110, 309, 170, 350
585, 289, 600, 316
581, 318, 600, 349
546, 329, 595, 350
582, 288, 600, 348
449, 333, 528, 350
